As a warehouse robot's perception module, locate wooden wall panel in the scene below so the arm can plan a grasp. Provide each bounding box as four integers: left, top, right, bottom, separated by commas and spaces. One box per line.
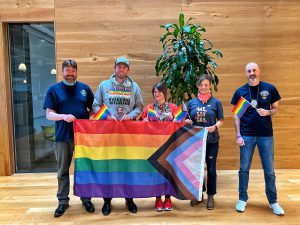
0, 0, 53, 9
0, 22, 14, 176
55, 0, 181, 95
183, 0, 300, 169
1, 0, 300, 175
55, 0, 300, 169
0, 0, 54, 175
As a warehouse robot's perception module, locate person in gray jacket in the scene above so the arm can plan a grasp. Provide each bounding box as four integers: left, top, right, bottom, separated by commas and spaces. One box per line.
92, 56, 143, 216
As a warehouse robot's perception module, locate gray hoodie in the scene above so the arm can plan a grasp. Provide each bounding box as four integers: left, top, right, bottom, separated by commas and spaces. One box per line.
93, 74, 143, 120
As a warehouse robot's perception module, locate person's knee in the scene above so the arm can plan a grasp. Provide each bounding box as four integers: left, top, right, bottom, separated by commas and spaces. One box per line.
206, 156, 216, 175
57, 169, 70, 179
264, 171, 275, 177
239, 165, 250, 173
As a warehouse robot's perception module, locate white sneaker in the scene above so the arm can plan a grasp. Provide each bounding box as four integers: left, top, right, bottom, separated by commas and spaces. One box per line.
269, 203, 285, 216
236, 200, 247, 212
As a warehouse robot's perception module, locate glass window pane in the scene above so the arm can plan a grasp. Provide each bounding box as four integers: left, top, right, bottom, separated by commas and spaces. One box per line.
8, 23, 57, 172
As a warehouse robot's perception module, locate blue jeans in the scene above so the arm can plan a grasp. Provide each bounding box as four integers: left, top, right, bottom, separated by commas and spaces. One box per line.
238, 136, 277, 204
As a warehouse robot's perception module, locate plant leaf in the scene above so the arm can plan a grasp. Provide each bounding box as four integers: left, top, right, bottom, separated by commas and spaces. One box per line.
196, 32, 200, 44
212, 49, 223, 57
179, 13, 184, 30
174, 28, 179, 38
183, 25, 191, 33
165, 23, 173, 29
191, 26, 196, 34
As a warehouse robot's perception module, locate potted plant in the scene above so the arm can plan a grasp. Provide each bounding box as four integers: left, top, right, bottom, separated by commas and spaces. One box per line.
155, 13, 223, 104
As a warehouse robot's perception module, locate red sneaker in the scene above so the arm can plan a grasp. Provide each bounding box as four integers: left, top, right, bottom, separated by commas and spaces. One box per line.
163, 198, 173, 211
155, 198, 164, 211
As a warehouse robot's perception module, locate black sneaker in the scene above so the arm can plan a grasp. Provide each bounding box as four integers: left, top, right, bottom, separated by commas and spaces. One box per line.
54, 203, 69, 217
102, 202, 112, 216
126, 200, 137, 213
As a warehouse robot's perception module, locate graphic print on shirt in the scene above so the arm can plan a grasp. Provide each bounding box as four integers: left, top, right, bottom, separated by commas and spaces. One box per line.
195, 106, 207, 123
154, 102, 174, 121
107, 86, 131, 106
260, 90, 269, 100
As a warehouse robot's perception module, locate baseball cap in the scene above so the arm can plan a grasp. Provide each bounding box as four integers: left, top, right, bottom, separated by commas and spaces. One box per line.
115, 56, 130, 68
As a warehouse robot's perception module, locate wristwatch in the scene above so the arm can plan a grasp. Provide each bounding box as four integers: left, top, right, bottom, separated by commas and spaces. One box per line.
268, 110, 272, 116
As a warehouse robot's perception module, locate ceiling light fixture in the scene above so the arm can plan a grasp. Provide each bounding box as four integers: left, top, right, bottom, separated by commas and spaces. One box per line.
50, 68, 56, 75
18, 63, 27, 72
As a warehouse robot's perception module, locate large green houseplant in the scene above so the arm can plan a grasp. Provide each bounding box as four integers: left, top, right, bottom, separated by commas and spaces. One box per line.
155, 13, 223, 104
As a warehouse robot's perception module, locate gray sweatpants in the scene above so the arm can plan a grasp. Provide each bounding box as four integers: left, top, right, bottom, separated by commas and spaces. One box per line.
55, 141, 91, 204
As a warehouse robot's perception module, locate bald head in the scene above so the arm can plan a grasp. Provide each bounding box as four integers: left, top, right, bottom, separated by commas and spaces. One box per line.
245, 62, 259, 71
245, 62, 260, 86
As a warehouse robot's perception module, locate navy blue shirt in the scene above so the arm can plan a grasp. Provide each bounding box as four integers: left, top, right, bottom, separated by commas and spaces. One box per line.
187, 97, 224, 143
43, 81, 94, 142
231, 81, 281, 137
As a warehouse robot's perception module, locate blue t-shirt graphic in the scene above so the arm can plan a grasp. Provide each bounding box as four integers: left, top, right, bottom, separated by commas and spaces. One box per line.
187, 97, 224, 143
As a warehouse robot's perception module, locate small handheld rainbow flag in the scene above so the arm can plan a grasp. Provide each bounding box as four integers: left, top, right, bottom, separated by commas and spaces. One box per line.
174, 104, 188, 122
92, 104, 111, 120
232, 96, 252, 118
148, 108, 158, 121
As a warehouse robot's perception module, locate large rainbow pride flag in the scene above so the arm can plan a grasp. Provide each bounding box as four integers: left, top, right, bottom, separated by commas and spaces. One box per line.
73, 120, 208, 200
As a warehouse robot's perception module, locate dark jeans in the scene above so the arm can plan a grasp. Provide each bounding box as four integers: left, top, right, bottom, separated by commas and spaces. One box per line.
55, 141, 91, 204
205, 142, 219, 196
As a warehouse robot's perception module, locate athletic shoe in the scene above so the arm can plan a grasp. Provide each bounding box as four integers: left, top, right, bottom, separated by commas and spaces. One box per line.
236, 200, 247, 212
269, 203, 284, 216
155, 198, 164, 211
163, 198, 173, 211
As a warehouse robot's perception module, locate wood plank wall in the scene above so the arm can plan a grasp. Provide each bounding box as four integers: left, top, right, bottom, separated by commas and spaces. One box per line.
182, 0, 300, 169
55, 0, 182, 98
0, 0, 299, 175
55, 0, 300, 169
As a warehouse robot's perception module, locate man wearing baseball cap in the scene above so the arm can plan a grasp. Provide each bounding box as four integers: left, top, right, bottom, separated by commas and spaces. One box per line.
92, 56, 143, 215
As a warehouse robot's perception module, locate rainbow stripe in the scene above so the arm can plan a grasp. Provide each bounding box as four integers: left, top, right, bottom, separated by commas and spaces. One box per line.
147, 108, 158, 121
232, 96, 251, 118
174, 105, 188, 122
109, 90, 131, 96
73, 120, 207, 200
92, 104, 111, 120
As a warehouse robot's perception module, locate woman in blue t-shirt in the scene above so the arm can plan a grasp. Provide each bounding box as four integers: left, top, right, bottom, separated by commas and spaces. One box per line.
187, 74, 224, 210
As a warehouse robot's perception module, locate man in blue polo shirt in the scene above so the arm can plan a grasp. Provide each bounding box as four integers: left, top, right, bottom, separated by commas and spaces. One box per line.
44, 59, 95, 217
231, 62, 284, 216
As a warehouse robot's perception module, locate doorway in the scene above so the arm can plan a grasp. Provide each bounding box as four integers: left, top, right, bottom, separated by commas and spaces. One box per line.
8, 23, 57, 172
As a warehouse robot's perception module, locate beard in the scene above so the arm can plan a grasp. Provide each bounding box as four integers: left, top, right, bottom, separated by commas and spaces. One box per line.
66, 75, 76, 83
116, 72, 127, 80
249, 75, 257, 81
